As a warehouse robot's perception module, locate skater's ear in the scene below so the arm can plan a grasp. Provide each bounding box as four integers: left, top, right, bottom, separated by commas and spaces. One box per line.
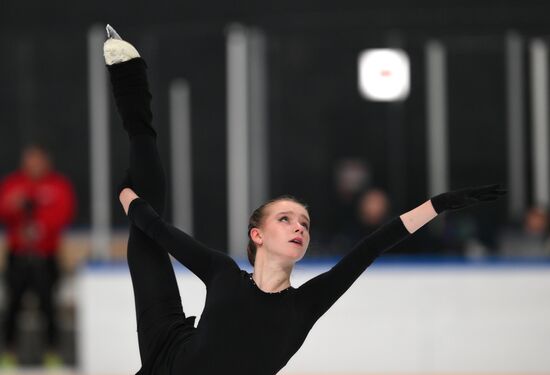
250, 227, 263, 246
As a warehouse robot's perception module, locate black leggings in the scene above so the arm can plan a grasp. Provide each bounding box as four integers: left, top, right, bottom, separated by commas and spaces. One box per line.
109, 59, 194, 372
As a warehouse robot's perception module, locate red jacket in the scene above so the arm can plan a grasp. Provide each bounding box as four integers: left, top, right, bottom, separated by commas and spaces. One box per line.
0, 170, 76, 256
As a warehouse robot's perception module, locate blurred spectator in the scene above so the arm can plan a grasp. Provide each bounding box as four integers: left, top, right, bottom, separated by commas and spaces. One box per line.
324, 159, 371, 252
498, 206, 550, 257
357, 188, 390, 232
330, 188, 391, 252
437, 214, 489, 258
331, 187, 444, 256
0, 144, 76, 368
334, 159, 371, 205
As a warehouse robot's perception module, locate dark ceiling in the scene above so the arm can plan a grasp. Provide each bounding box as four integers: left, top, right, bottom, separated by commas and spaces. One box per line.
3, 1, 550, 33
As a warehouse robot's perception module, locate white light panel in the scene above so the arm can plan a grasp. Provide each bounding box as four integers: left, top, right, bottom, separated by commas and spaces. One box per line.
358, 48, 410, 101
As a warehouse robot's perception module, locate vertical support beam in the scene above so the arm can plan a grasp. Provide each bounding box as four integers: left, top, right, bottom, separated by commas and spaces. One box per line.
227, 24, 250, 257
426, 40, 449, 198
88, 25, 111, 259
248, 29, 269, 212
530, 39, 550, 207
385, 33, 407, 211
170, 79, 194, 234
506, 32, 526, 220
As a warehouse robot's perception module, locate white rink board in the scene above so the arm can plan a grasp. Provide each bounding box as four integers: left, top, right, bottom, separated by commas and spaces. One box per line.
77, 263, 550, 374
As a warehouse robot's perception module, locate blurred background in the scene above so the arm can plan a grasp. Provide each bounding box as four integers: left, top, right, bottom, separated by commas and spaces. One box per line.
0, 1, 549, 373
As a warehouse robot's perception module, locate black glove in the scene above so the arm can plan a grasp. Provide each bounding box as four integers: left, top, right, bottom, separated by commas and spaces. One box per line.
431, 184, 507, 214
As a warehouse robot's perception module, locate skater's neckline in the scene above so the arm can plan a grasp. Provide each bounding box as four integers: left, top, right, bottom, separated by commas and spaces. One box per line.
246, 272, 294, 295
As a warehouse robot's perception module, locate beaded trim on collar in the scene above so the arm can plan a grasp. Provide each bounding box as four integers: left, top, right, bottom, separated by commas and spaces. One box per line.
247, 273, 292, 294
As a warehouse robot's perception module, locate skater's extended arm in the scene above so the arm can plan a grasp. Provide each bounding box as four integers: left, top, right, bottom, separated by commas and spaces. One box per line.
299, 184, 506, 321
121, 189, 239, 283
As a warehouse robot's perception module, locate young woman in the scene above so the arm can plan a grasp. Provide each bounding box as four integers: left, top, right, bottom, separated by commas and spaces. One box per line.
104, 26, 506, 375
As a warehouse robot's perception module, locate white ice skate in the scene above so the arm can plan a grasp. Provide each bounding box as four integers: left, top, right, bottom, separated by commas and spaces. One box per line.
103, 24, 140, 65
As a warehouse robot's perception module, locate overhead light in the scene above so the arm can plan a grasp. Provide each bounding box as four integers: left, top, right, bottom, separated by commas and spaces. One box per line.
358, 49, 410, 101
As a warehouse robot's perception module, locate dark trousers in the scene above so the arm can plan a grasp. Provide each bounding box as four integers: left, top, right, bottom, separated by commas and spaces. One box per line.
127, 135, 188, 363
109, 59, 189, 371
3, 252, 59, 350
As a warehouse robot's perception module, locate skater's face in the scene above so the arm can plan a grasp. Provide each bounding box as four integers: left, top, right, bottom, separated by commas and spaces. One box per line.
252, 200, 310, 263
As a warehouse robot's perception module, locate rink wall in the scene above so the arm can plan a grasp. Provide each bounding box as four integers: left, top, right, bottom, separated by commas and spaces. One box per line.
77, 260, 550, 374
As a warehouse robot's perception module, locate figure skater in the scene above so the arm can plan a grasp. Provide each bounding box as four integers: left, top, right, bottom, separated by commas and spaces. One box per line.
104, 25, 506, 375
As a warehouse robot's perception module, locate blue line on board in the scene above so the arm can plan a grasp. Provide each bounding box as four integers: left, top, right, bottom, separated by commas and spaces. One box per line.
83, 255, 550, 272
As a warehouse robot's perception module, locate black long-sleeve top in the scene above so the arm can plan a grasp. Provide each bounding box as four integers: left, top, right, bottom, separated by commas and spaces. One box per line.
128, 197, 411, 375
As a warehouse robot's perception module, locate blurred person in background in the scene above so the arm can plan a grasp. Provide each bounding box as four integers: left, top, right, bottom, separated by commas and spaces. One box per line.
498, 206, 550, 257
0, 144, 76, 368
332, 188, 441, 255
331, 159, 371, 232
324, 161, 371, 254
357, 188, 391, 234
438, 214, 490, 258
333, 159, 371, 206
330, 187, 390, 251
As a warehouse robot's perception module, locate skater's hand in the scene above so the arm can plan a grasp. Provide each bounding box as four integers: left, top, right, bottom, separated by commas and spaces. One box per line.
430, 184, 507, 214
119, 188, 139, 215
